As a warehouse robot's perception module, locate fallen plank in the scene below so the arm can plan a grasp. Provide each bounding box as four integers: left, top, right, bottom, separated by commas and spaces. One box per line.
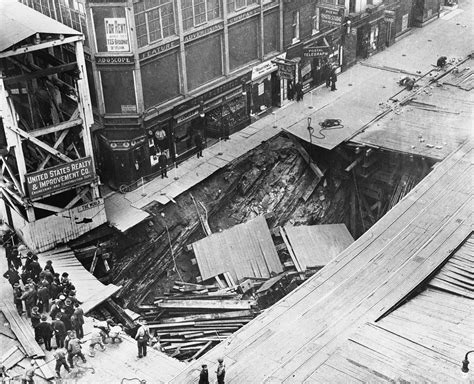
191, 341, 213, 360
279, 227, 303, 272
154, 299, 256, 310
158, 310, 255, 324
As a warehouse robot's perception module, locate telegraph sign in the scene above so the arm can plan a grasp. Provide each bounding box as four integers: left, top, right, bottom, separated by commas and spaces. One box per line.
303, 46, 330, 58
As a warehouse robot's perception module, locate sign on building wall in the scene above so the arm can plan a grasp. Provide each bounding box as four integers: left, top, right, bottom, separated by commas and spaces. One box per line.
26, 157, 95, 200
105, 18, 129, 52
319, 7, 344, 28
303, 46, 330, 58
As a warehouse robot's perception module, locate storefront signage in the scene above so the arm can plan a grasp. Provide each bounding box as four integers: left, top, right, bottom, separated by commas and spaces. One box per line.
384, 10, 395, 23
176, 109, 199, 124
173, 72, 252, 115
275, 61, 296, 80
228, 8, 260, 25
121, 104, 137, 114
26, 157, 95, 200
95, 55, 134, 65
251, 54, 286, 81
184, 23, 224, 43
139, 40, 180, 61
105, 18, 129, 52
303, 46, 330, 58
320, 7, 344, 28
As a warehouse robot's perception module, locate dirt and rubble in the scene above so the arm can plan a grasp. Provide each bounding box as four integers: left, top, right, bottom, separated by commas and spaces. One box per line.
85, 133, 434, 313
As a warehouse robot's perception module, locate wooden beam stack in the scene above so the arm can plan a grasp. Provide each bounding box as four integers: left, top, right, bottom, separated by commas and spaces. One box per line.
136, 281, 259, 360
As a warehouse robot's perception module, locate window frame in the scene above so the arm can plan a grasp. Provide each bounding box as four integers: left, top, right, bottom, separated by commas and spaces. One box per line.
134, 0, 176, 48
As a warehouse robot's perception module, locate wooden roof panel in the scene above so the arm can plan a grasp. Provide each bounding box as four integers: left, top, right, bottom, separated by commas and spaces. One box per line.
192, 215, 282, 282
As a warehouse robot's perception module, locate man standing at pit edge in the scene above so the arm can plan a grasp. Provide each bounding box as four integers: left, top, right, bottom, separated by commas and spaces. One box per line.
135, 320, 151, 358
216, 357, 225, 384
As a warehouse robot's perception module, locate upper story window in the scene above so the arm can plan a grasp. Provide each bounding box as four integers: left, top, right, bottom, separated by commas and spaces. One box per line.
292, 10, 300, 43
181, 0, 221, 31
134, 0, 176, 48
227, 0, 258, 14
20, 0, 89, 46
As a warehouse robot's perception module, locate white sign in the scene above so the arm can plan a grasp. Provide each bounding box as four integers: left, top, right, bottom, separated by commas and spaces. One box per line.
105, 18, 130, 52
251, 53, 286, 81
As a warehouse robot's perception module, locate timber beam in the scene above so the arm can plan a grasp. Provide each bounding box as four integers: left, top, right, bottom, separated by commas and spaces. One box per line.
29, 118, 82, 138
7, 125, 73, 163
4, 62, 78, 85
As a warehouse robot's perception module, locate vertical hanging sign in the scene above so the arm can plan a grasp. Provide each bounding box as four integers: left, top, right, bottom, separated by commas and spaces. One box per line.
105, 18, 130, 52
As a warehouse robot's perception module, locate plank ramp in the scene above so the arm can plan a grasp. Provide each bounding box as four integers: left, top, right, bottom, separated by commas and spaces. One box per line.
191, 215, 283, 283
170, 141, 473, 383
36, 247, 122, 313
281, 224, 354, 269
351, 57, 474, 160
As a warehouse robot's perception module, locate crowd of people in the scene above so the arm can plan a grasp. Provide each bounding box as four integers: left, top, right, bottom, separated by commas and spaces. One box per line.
2, 242, 123, 380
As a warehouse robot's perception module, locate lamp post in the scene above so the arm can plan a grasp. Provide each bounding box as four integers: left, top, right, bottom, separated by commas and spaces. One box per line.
462, 350, 474, 373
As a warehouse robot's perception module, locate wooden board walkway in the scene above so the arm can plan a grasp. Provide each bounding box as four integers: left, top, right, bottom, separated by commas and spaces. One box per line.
36, 247, 122, 313
191, 215, 283, 283
351, 57, 474, 160
170, 140, 473, 383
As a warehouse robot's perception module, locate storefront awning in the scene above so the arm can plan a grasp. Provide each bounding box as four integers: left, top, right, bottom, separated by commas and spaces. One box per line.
0, 0, 82, 53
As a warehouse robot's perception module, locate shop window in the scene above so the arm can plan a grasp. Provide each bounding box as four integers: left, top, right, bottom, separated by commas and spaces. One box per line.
292, 11, 300, 44
134, 0, 176, 48
227, 0, 259, 14
370, 25, 379, 50
181, 0, 221, 31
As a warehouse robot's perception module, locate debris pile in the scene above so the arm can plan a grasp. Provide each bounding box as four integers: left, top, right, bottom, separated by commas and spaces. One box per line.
135, 281, 260, 361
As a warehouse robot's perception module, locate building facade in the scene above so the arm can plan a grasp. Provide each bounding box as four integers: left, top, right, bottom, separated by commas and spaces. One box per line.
20, 0, 430, 189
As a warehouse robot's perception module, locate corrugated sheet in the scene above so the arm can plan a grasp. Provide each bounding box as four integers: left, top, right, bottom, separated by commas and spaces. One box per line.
11, 199, 107, 253
0, 0, 82, 52
192, 215, 283, 282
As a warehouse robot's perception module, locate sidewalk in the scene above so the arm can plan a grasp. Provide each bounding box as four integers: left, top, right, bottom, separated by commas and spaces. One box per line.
105, 3, 469, 233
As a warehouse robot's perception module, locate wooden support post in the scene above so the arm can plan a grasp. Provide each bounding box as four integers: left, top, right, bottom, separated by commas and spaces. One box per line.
29, 118, 82, 138
0, 156, 22, 194
37, 128, 69, 170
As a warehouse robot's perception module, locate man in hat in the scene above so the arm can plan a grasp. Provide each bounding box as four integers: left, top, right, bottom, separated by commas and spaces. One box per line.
37, 281, 50, 313
44, 260, 55, 275
59, 308, 72, 331
88, 327, 106, 357
21, 284, 37, 318
199, 364, 209, 384
11, 248, 22, 270
158, 151, 168, 178
3, 265, 20, 287
135, 320, 150, 358
31, 306, 41, 342
29, 255, 42, 283
330, 68, 337, 91
67, 332, 86, 368
53, 347, 70, 378
72, 303, 84, 339
52, 315, 66, 349
13, 282, 23, 314
216, 357, 225, 384
36, 315, 53, 351
109, 323, 123, 344
21, 360, 38, 384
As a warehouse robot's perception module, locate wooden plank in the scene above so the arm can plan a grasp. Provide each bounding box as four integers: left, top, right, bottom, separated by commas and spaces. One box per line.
159, 310, 254, 324
2, 301, 44, 358
279, 227, 303, 272
154, 299, 256, 311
